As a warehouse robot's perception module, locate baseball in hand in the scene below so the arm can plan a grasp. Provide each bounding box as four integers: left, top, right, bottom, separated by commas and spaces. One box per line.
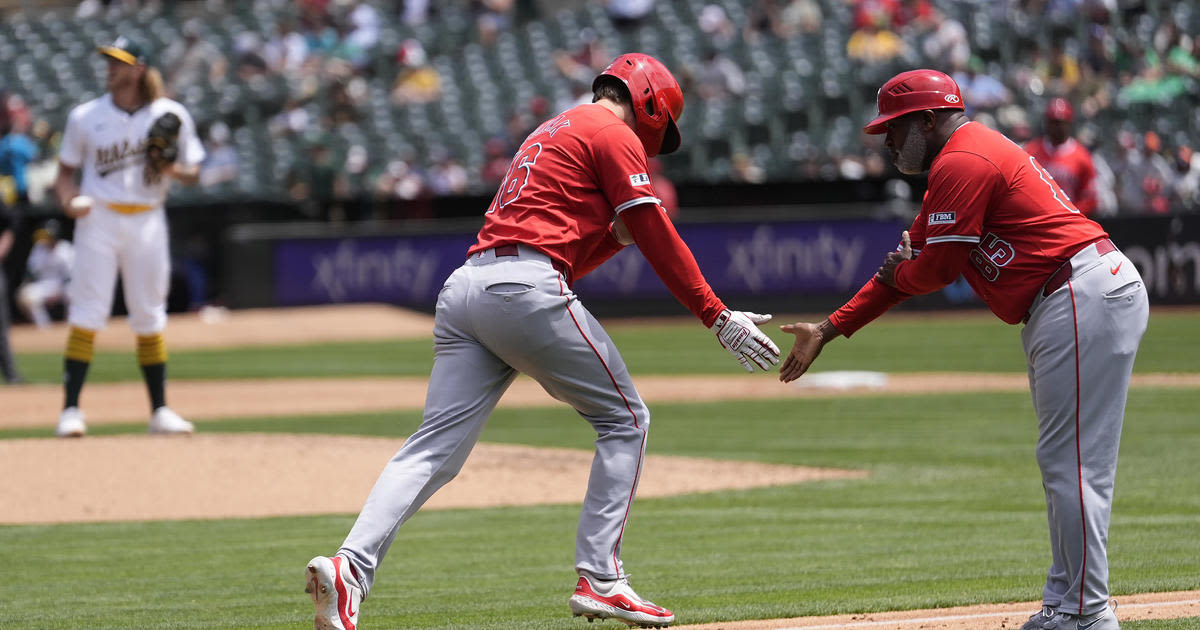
68, 195, 93, 216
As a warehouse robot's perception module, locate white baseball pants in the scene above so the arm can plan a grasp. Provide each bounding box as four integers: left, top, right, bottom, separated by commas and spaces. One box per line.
67, 205, 170, 334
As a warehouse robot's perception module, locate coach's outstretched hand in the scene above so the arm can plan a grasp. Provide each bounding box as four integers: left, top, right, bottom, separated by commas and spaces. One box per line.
711, 309, 780, 372
778, 318, 841, 383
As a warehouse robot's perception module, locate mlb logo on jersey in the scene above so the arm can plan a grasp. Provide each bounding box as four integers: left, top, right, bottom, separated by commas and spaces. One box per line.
629, 173, 651, 186
928, 211, 956, 225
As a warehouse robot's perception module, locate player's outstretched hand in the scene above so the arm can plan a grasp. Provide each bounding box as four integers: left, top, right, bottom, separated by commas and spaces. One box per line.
778, 319, 840, 383
710, 309, 780, 372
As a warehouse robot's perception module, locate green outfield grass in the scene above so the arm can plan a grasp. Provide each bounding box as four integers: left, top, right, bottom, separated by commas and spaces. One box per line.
2, 389, 1198, 629
10, 308, 1198, 383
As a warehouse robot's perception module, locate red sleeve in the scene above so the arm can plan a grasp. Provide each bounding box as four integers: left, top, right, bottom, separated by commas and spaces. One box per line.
828, 278, 910, 337
573, 227, 626, 279
620, 203, 727, 326
891, 241, 973, 295
590, 125, 662, 213
922, 151, 1004, 248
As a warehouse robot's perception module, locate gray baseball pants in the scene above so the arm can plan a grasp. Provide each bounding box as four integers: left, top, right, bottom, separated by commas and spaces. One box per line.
340, 245, 650, 597
1021, 240, 1148, 616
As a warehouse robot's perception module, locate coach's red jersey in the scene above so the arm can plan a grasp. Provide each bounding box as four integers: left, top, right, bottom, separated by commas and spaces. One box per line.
1024, 136, 1098, 216
899, 122, 1108, 323
469, 104, 662, 282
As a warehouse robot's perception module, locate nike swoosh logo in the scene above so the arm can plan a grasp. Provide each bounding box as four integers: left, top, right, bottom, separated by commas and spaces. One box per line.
1110, 261, 1123, 274
1079, 616, 1105, 630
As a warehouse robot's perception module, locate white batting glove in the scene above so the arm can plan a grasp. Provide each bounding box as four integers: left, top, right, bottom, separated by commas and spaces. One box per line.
710, 309, 781, 372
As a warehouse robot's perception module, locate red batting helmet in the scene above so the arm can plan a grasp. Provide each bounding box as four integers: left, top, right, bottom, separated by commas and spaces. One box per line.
593, 53, 684, 157
863, 69, 964, 135
1045, 97, 1073, 122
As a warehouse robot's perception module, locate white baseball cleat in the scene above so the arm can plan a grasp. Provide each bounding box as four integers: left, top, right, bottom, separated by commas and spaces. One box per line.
306, 555, 363, 630
569, 573, 675, 628
148, 406, 194, 435
56, 407, 87, 438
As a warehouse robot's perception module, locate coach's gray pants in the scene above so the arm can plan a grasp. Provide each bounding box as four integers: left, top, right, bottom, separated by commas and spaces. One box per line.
1021, 241, 1148, 617
340, 246, 649, 597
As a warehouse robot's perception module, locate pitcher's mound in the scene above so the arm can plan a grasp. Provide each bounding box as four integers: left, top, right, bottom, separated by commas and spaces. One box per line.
0, 433, 864, 524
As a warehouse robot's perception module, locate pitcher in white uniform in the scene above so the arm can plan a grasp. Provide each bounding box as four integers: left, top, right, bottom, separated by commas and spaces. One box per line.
52, 37, 205, 437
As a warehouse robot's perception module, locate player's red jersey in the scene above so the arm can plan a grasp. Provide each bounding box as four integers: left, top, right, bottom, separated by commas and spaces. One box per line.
469, 104, 661, 283
1024, 136, 1098, 216
831, 121, 1110, 333
901, 121, 1108, 324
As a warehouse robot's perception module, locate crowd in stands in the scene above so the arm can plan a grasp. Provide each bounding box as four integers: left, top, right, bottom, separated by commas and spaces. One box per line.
0, 0, 1196, 219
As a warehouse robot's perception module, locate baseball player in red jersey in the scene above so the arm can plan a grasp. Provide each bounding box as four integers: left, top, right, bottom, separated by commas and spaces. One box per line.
779, 70, 1147, 630
305, 53, 779, 630
1025, 98, 1099, 216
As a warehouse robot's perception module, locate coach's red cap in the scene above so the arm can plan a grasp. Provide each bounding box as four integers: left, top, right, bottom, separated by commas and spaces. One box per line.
864, 69, 964, 135
1045, 98, 1073, 122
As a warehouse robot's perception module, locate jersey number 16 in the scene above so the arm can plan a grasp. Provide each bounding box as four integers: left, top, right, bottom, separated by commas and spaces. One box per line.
487, 143, 542, 213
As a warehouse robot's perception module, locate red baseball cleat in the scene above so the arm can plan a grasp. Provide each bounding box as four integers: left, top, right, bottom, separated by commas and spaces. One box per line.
569, 573, 675, 628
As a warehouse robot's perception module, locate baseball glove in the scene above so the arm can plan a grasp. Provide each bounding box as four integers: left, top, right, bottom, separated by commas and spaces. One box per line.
143, 112, 181, 185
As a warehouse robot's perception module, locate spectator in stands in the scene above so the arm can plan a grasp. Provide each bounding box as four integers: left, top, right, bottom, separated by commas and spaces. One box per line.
847, 14, 907, 65
17, 219, 73, 329
480, 136, 513, 190
743, 0, 784, 44
301, 9, 340, 59
269, 98, 311, 138
698, 4, 737, 50
1172, 143, 1200, 211
778, 0, 823, 37
1079, 126, 1120, 216
286, 135, 340, 220
1025, 98, 1100, 216
1112, 130, 1175, 215
554, 28, 610, 87
474, 0, 514, 47
852, 0, 900, 30
694, 48, 746, 102
893, 0, 933, 28
730, 152, 766, 183
605, 0, 655, 30
326, 15, 370, 76
390, 39, 442, 105
1032, 41, 1083, 98
199, 122, 238, 188
916, 8, 969, 70
952, 57, 1012, 114
328, 77, 366, 127
263, 18, 311, 74
340, 144, 372, 215
373, 154, 431, 219
1157, 22, 1199, 79
162, 19, 229, 96
427, 149, 469, 196
0, 91, 39, 214
400, 0, 431, 26
1135, 131, 1176, 214
232, 31, 271, 82
345, 1, 381, 53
